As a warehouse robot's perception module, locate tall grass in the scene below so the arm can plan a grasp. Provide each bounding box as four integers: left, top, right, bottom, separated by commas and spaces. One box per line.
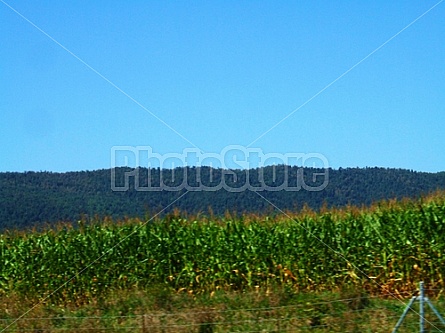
1, 192, 445, 305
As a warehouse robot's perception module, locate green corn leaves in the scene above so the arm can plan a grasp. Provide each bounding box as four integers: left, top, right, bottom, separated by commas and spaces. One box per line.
1, 194, 445, 304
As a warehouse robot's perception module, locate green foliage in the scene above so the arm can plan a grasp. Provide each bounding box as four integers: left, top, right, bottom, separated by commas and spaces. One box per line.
1, 166, 445, 231
3, 286, 432, 333
1, 193, 445, 305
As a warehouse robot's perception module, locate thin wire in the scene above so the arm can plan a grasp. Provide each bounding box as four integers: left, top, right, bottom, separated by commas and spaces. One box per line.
0, 328, 139, 332
0, 294, 430, 321
0, 0, 203, 153
254, 190, 444, 333
247, 0, 444, 148
0, 190, 189, 333
2, 309, 443, 332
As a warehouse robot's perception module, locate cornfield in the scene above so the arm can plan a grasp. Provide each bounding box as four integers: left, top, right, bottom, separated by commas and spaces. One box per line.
1, 192, 445, 305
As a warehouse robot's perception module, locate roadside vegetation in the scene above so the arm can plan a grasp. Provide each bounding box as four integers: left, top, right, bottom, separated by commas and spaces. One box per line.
1, 191, 445, 331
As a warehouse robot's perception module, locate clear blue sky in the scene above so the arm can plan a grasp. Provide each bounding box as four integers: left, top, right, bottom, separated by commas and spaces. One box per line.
1, 1, 444, 172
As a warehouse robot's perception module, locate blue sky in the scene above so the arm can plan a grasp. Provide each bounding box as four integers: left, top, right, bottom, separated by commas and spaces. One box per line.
1, 1, 444, 173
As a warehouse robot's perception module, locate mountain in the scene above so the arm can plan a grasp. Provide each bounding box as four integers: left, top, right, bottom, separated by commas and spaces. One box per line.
1, 166, 444, 231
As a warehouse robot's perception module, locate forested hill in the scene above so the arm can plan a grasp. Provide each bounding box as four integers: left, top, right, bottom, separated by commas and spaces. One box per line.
1, 166, 444, 231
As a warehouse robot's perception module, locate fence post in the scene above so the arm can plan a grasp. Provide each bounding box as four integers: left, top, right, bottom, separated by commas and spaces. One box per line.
419, 281, 425, 333
392, 281, 445, 333
426, 298, 445, 327
391, 296, 417, 333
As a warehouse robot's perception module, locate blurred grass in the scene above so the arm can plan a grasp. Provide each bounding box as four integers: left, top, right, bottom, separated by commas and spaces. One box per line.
1, 286, 445, 332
